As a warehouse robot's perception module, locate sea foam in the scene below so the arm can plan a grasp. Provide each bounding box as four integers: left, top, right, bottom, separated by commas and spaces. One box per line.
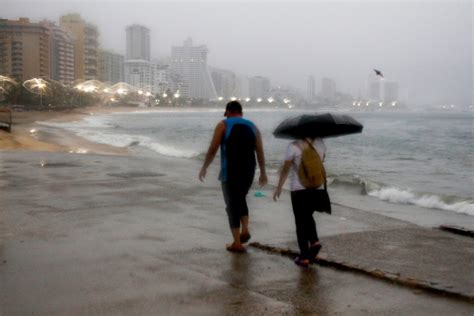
75, 131, 200, 158
368, 186, 474, 216
38, 120, 201, 159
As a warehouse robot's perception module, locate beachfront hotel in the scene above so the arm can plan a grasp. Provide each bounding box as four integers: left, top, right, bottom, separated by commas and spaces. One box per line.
383, 81, 399, 103
248, 76, 271, 100
60, 13, 99, 81
124, 59, 169, 94
123, 24, 170, 94
320, 77, 337, 102
210, 67, 237, 99
41, 21, 75, 86
126, 24, 150, 61
307, 75, 315, 102
98, 49, 124, 84
170, 37, 217, 100
0, 18, 51, 81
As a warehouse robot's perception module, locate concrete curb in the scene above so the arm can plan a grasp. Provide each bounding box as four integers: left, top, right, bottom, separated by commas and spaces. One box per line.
249, 242, 474, 303
439, 225, 474, 238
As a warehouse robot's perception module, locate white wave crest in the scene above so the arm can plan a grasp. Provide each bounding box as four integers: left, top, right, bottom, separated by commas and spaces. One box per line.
38, 119, 200, 158
140, 137, 200, 158
368, 187, 474, 216
38, 116, 115, 129
75, 130, 200, 158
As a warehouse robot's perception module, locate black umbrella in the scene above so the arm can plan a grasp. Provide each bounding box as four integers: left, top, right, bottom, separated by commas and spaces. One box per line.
273, 113, 363, 139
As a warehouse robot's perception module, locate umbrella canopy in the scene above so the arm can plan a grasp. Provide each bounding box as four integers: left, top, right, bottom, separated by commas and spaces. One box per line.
273, 113, 363, 139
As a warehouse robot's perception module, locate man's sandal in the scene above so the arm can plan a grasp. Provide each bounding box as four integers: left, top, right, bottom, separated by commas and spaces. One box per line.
226, 243, 246, 253
240, 232, 251, 244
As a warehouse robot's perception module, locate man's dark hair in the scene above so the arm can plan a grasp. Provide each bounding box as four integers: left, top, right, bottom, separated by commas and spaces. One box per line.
224, 101, 243, 116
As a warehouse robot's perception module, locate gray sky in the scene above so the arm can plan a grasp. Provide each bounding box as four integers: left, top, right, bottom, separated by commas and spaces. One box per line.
3, 0, 473, 106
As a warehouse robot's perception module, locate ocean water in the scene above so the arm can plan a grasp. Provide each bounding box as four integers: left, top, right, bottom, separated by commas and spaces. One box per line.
40, 108, 474, 218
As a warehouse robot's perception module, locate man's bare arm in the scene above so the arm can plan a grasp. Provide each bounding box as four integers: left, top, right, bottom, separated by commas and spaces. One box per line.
255, 128, 268, 186
199, 121, 225, 181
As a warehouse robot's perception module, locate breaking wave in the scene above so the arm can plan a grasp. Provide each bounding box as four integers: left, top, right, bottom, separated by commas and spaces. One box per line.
38, 120, 201, 159
330, 174, 474, 216
76, 131, 201, 158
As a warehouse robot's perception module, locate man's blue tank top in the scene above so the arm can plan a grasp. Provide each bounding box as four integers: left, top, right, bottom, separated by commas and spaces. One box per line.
220, 117, 257, 182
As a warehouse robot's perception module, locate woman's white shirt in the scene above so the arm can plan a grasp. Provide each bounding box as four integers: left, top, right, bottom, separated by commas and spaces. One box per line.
285, 138, 326, 191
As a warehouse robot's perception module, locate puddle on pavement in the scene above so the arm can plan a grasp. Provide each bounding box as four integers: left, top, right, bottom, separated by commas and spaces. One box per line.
107, 172, 165, 179
38, 162, 81, 168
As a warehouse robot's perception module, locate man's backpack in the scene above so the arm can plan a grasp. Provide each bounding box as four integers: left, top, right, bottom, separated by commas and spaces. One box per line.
225, 123, 256, 185
298, 140, 326, 188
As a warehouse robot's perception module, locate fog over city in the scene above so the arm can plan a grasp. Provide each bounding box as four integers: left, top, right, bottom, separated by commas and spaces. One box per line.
3, 0, 472, 106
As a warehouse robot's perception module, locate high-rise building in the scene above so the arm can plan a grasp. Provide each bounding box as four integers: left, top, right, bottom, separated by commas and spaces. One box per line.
41, 20, 75, 86
98, 49, 124, 84
124, 59, 168, 94
170, 38, 217, 99
0, 18, 51, 81
320, 77, 336, 101
210, 67, 236, 99
307, 75, 315, 102
155, 64, 171, 94
126, 24, 150, 61
248, 76, 270, 99
235, 75, 250, 99
383, 81, 399, 102
369, 80, 381, 100
60, 13, 99, 80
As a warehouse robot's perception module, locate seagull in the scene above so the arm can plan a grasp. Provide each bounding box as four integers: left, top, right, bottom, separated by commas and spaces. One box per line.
373, 69, 384, 78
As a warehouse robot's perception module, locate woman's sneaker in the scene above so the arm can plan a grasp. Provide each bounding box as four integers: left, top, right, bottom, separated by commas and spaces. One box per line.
309, 243, 322, 263
294, 256, 310, 267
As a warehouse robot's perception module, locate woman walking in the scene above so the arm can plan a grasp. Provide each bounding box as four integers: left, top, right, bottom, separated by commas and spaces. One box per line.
273, 137, 331, 267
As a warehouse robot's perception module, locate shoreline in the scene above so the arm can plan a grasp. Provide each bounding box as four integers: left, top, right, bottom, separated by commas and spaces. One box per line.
0, 106, 146, 155
2, 106, 472, 228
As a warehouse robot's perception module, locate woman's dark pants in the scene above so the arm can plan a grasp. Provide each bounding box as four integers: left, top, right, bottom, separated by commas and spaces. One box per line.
291, 189, 320, 259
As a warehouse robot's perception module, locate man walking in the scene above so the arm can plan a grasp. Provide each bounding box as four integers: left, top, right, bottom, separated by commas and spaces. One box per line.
199, 101, 267, 252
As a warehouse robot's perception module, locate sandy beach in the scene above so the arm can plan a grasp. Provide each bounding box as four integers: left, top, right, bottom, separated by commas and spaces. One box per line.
0, 106, 137, 154
1, 108, 473, 314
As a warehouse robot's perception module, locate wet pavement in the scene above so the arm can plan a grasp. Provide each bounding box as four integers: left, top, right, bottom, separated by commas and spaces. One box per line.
1, 151, 473, 315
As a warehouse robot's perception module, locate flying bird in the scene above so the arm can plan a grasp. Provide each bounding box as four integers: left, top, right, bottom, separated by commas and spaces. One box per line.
373, 69, 384, 78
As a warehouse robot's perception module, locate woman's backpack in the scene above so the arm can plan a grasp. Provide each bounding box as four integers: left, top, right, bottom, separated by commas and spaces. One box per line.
297, 140, 326, 188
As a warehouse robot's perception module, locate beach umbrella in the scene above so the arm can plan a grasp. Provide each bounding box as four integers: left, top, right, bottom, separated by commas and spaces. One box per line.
0, 75, 18, 96
23, 78, 51, 106
110, 82, 136, 95
273, 112, 363, 139
74, 80, 103, 93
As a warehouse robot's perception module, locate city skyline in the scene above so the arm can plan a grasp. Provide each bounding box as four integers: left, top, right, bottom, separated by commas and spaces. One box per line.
1, 1, 472, 106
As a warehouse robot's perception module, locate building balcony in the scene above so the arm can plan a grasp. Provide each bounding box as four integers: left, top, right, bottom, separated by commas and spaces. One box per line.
85, 39, 97, 46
